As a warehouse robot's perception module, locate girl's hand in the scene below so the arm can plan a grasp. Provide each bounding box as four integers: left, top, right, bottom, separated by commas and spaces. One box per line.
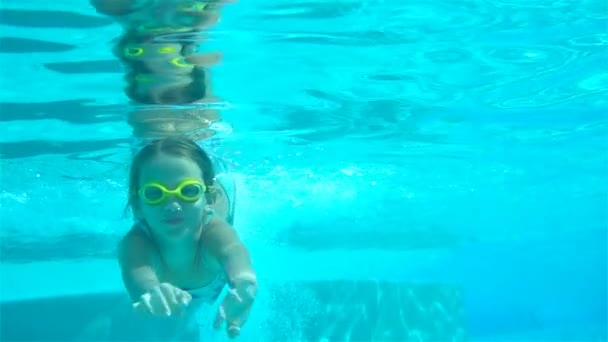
132, 282, 192, 317
213, 277, 257, 338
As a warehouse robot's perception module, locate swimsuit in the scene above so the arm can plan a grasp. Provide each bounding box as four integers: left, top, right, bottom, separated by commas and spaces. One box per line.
184, 272, 227, 304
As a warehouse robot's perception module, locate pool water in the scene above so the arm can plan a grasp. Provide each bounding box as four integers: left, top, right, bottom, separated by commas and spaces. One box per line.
0, 0, 607, 341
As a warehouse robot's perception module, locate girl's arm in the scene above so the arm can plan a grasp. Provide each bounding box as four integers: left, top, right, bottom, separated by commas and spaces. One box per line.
204, 217, 257, 288
205, 217, 257, 336
117, 228, 161, 301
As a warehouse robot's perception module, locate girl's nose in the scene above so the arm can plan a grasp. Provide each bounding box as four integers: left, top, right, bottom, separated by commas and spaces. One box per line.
163, 199, 183, 213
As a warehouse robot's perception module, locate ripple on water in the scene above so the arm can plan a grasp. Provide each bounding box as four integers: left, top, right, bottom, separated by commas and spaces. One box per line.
578, 73, 608, 92
476, 40, 603, 108
433, 63, 500, 90
385, 1, 500, 32
492, 0, 607, 19
568, 33, 608, 47
414, 45, 500, 89
255, 2, 363, 19
488, 0, 570, 8
422, 47, 474, 64
491, 83, 596, 109
478, 45, 578, 82
355, 73, 464, 106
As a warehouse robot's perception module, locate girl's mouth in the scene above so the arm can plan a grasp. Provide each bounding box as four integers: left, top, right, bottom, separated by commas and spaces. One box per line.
164, 217, 184, 225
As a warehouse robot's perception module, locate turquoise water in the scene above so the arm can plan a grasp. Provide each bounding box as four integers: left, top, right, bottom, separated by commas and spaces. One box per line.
1, 0, 607, 341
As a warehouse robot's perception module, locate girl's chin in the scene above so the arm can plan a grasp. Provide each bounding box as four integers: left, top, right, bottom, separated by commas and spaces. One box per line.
162, 224, 199, 241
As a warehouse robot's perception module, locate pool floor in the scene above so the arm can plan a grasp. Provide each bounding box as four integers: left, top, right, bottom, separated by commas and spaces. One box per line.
1, 280, 464, 341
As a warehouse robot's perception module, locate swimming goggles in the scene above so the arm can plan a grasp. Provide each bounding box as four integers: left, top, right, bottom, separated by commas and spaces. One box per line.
139, 178, 206, 205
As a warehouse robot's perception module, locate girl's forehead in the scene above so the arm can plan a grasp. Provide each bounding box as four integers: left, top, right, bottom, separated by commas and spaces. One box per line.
139, 154, 203, 184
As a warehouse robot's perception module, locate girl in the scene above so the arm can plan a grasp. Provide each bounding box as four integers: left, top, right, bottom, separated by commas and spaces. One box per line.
119, 136, 257, 340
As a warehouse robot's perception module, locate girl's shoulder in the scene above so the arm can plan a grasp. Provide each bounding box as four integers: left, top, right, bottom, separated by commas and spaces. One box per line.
119, 222, 156, 254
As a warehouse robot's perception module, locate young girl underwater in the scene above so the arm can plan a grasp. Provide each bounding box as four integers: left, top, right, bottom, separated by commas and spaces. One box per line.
119, 136, 257, 340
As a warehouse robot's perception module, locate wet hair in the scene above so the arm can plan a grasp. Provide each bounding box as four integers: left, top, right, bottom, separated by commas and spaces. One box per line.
126, 136, 216, 214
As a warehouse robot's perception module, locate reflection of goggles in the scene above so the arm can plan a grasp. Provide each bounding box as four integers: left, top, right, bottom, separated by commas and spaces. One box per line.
139, 178, 206, 205
123, 45, 192, 68
124, 45, 179, 57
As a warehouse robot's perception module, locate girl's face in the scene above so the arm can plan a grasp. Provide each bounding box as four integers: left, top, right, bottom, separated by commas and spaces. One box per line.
136, 153, 208, 243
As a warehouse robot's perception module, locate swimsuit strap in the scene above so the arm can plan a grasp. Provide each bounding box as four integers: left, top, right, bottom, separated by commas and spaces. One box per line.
203, 207, 215, 226
194, 207, 215, 267
214, 173, 236, 225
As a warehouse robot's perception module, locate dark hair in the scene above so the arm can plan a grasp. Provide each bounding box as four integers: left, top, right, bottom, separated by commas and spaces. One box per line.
126, 136, 216, 213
